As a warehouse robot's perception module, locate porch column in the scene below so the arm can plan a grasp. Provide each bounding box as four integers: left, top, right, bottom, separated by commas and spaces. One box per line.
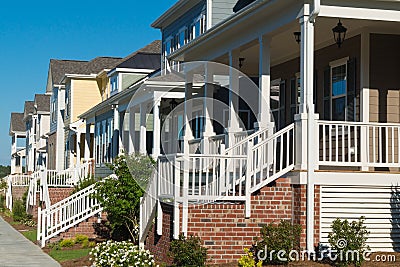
152, 99, 161, 158
258, 35, 272, 130
183, 72, 194, 154
128, 106, 136, 155
296, 4, 317, 252
227, 49, 242, 147
112, 104, 121, 157
202, 64, 215, 154
139, 103, 147, 155
360, 32, 370, 171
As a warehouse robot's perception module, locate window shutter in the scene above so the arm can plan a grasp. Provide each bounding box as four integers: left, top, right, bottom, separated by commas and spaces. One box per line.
347, 58, 356, 121
323, 67, 331, 120
279, 80, 286, 128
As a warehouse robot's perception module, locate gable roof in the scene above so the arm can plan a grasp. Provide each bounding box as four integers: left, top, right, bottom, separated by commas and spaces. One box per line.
23, 101, 34, 121
34, 94, 51, 113
47, 59, 88, 92
85, 57, 123, 74
110, 40, 162, 70
9, 113, 25, 135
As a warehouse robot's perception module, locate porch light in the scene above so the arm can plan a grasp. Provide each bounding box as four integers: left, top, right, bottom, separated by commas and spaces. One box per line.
169, 99, 178, 110
332, 19, 347, 48
293, 32, 301, 44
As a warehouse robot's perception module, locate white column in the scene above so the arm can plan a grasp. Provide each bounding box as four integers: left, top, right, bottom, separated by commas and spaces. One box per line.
202, 64, 215, 154
152, 100, 161, 158
360, 32, 370, 171
298, 4, 317, 252
113, 104, 121, 156
76, 132, 81, 167
258, 35, 272, 130
183, 72, 194, 154
139, 103, 147, 154
128, 106, 136, 155
227, 49, 242, 147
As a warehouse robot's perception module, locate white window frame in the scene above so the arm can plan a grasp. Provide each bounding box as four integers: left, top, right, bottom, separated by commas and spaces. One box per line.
329, 57, 349, 121
177, 27, 187, 49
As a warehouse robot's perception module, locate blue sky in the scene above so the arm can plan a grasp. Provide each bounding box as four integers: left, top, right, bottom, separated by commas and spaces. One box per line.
0, 0, 176, 165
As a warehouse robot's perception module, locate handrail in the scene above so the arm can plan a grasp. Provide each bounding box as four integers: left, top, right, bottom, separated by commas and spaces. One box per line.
225, 127, 268, 154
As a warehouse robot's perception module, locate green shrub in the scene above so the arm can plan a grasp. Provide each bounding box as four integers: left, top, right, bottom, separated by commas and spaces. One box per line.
0, 194, 5, 212
256, 220, 302, 265
238, 248, 263, 267
169, 234, 208, 267
12, 199, 27, 222
328, 217, 370, 267
75, 234, 89, 244
72, 176, 97, 195
59, 238, 75, 248
90, 240, 155, 267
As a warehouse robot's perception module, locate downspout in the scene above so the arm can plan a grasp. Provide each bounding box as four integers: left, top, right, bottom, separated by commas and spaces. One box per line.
306, 0, 320, 253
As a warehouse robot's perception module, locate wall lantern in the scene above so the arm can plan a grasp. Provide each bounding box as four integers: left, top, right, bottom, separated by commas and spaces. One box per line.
293, 32, 301, 44
332, 19, 347, 48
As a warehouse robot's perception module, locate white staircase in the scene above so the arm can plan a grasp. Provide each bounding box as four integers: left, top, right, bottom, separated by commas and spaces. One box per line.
139, 123, 295, 245
37, 183, 102, 247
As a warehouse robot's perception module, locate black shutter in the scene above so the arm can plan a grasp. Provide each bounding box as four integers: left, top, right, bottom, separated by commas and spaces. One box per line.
347, 58, 356, 121
323, 67, 331, 120
279, 80, 286, 128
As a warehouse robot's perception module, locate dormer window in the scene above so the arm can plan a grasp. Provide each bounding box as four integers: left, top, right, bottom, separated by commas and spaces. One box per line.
110, 75, 118, 93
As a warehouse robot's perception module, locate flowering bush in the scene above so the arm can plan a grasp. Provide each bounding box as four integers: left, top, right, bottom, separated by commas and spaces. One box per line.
90, 240, 155, 267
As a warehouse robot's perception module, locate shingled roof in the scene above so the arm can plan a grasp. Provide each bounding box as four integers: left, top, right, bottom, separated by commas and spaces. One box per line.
110, 40, 161, 70
46, 57, 122, 92
34, 94, 51, 113
23, 101, 34, 121
9, 113, 25, 135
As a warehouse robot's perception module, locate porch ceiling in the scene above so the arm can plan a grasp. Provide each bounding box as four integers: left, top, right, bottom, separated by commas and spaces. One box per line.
214, 18, 400, 76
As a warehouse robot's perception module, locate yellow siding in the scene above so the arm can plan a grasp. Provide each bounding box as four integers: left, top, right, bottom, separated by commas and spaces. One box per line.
71, 79, 102, 122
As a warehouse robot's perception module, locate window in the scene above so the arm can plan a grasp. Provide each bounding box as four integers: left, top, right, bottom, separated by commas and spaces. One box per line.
271, 79, 286, 130
65, 87, 70, 118
191, 110, 204, 139
95, 118, 115, 165
51, 93, 57, 123
110, 75, 118, 93
222, 109, 252, 130
323, 57, 356, 122
192, 15, 206, 39
178, 27, 187, 48
290, 75, 301, 121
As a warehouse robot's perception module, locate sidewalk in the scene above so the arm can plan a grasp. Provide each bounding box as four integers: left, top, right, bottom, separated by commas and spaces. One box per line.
0, 216, 60, 267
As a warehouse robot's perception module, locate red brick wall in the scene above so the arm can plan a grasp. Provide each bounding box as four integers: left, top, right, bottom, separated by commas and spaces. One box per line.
12, 186, 27, 202
145, 178, 321, 265
48, 187, 74, 206
145, 203, 174, 265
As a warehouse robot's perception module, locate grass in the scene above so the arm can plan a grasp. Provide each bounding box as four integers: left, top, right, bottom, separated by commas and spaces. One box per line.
48, 248, 91, 262
22, 230, 37, 243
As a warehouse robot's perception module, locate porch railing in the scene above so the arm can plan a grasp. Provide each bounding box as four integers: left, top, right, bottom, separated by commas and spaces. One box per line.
317, 120, 400, 168
209, 134, 225, 154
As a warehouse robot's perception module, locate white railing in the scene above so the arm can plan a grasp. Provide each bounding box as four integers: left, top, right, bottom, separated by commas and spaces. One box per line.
226, 128, 268, 156
317, 120, 400, 168
40, 171, 51, 208
188, 138, 202, 154
248, 123, 295, 193
209, 134, 225, 154
139, 170, 159, 245
10, 174, 31, 186
37, 183, 102, 247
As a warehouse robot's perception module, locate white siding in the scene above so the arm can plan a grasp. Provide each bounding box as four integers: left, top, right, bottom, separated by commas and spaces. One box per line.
320, 185, 400, 251
211, 0, 237, 26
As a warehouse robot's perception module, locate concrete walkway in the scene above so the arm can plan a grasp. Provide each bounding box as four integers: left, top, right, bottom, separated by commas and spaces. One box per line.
0, 216, 60, 267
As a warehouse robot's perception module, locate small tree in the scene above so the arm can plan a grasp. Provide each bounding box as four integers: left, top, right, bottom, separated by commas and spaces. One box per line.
170, 234, 208, 267
328, 217, 369, 267
94, 154, 155, 243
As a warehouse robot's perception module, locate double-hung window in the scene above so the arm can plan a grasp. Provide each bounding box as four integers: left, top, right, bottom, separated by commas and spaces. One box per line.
178, 27, 187, 49
271, 79, 286, 130
324, 57, 356, 122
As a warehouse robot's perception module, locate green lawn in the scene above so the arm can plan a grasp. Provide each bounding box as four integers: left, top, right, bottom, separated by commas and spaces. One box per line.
49, 248, 90, 262
21, 230, 37, 243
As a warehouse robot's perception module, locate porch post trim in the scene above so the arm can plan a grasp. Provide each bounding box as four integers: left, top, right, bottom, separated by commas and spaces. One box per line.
152, 98, 161, 159
258, 35, 272, 130
139, 103, 147, 155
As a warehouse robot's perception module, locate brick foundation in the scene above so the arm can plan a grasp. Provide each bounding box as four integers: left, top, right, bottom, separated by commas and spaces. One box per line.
11, 186, 28, 202
49, 215, 100, 243
145, 178, 321, 265
48, 187, 74, 206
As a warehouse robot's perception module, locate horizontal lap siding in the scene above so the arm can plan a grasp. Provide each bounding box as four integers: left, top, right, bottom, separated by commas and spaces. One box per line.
320, 185, 400, 251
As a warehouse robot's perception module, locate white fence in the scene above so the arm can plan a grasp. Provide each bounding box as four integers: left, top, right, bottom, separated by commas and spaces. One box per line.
37, 183, 101, 247
317, 120, 400, 168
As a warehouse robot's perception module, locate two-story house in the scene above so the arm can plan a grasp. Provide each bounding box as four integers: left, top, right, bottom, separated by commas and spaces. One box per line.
79, 41, 162, 177
139, 0, 400, 264
9, 113, 26, 175
60, 57, 122, 170
47, 59, 88, 171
